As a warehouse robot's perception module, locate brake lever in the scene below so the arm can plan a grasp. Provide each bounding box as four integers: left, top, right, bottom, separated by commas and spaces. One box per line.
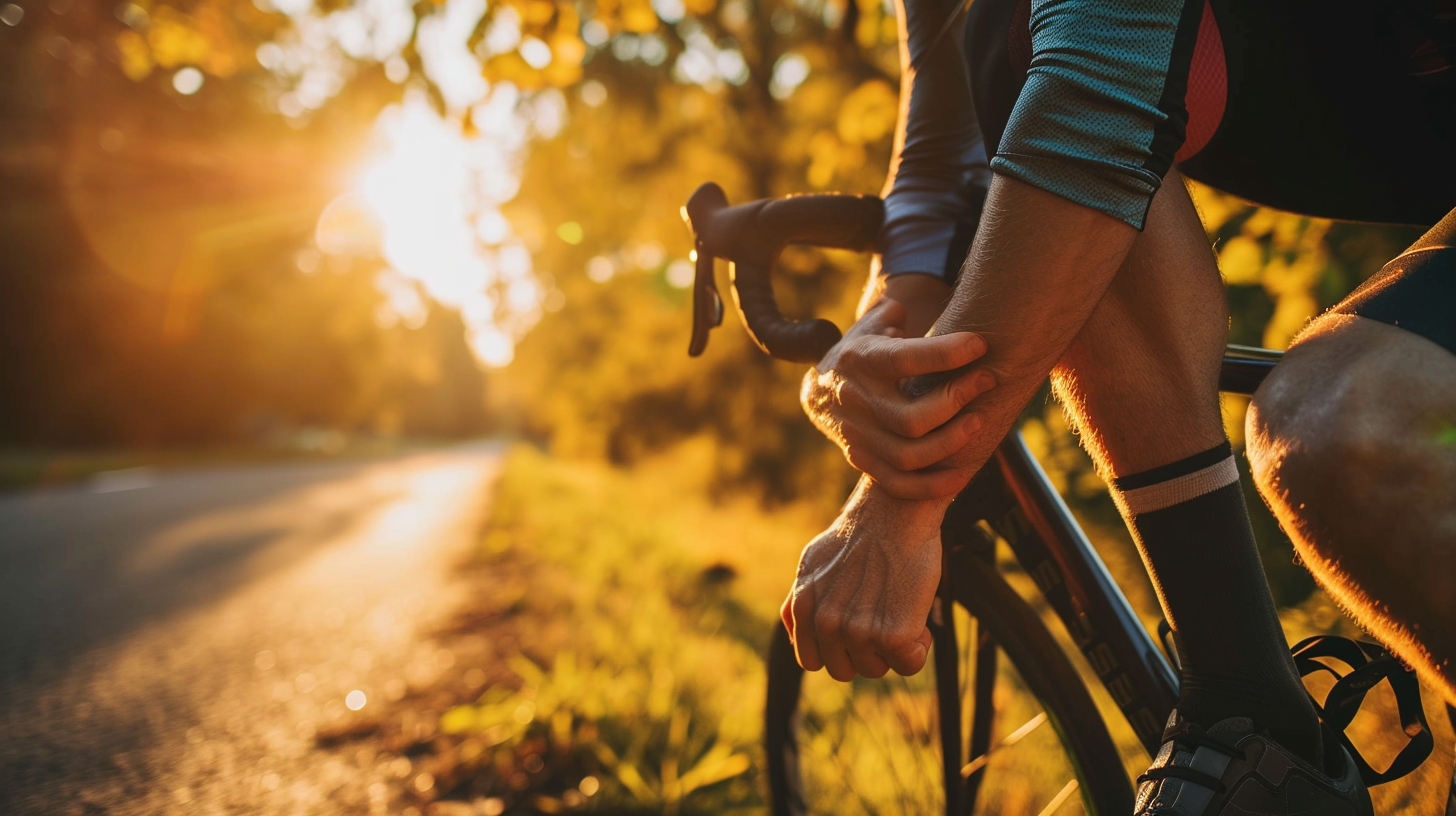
688, 243, 723, 357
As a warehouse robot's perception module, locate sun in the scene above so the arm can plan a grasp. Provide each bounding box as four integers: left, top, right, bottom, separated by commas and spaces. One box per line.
323, 93, 539, 367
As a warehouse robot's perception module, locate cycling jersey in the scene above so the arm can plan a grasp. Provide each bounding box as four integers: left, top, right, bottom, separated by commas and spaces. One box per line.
879, 0, 1456, 280
966, 0, 1456, 228
877, 0, 991, 280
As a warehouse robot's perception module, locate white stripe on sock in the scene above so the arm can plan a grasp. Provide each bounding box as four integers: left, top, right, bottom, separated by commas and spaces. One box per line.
1113, 455, 1240, 517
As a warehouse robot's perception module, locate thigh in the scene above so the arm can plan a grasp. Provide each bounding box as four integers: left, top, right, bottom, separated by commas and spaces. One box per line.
1248, 312, 1456, 704
1248, 217, 1456, 704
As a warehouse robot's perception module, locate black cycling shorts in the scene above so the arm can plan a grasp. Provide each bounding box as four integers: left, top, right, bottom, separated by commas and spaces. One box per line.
963, 0, 1456, 350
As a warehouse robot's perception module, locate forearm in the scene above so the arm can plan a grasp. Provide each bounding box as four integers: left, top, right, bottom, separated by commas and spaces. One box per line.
921, 173, 1138, 477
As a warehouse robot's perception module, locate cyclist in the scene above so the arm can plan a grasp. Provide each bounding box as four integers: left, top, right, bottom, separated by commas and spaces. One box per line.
780, 0, 1455, 813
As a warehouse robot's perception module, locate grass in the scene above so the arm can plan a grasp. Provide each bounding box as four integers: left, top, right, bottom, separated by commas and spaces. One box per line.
346, 440, 1453, 815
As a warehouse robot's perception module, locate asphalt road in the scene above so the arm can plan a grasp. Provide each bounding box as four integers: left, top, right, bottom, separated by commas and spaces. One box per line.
0, 442, 504, 815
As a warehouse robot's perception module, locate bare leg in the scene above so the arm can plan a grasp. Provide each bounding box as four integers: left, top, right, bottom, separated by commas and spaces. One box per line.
1050, 168, 1323, 759
1051, 169, 1227, 475
1248, 313, 1456, 705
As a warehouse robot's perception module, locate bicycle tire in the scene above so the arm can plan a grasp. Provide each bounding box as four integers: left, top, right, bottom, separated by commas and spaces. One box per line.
764, 541, 1133, 816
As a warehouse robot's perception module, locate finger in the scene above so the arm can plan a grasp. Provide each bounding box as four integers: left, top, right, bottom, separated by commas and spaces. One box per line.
838, 428, 984, 498
866, 332, 988, 379
879, 368, 998, 438
845, 620, 892, 679
855, 297, 907, 337
790, 588, 825, 672
878, 413, 985, 473
883, 626, 934, 676
813, 605, 858, 682
874, 465, 976, 501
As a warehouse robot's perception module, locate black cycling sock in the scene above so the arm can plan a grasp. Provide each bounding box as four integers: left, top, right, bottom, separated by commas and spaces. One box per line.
1112, 441, 1323, 765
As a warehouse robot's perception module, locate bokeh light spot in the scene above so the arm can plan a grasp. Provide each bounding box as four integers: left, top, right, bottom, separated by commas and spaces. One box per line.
519, 37, 551, 69
666, 259, 694, 288
556, 221, 584, 245
345, 690, 367, 711
582, 19, 609, 46
172, 67, 204, 96
586, 255, 615, 283
0, 4, 23, 26
579, 79, 607, 107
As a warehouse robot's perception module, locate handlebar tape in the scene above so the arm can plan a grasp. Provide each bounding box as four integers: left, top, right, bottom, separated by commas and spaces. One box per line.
684, 182, 884, 363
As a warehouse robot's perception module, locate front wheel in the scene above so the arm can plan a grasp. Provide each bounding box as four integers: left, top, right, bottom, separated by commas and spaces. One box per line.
764, 540, 1133, 816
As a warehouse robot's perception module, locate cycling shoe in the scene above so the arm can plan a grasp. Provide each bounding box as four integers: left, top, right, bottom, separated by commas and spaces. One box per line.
1134, 710, 1372, 816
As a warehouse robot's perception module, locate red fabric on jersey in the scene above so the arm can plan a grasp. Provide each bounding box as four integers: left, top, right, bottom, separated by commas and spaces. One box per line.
1177, 0, 1227, 162
1002, 0, 1226, 163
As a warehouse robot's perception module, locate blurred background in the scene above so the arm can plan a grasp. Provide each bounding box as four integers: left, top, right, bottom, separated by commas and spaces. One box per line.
0, 0, 1447, 814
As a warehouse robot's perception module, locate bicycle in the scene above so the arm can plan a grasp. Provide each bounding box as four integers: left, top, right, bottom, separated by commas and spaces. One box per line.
678, 181, 1448, 816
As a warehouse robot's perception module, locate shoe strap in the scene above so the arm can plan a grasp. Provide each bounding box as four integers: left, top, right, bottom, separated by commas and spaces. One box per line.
1291, 634, 1434, 786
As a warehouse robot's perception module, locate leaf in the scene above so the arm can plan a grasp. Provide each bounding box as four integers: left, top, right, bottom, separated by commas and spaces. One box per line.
836, 80, 898, 146
1218, 235, 1263, 286
612, 759, 660, 803
676, 745, 752, 794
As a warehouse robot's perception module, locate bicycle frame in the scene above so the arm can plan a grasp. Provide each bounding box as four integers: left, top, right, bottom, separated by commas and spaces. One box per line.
939, 347, 1284, 761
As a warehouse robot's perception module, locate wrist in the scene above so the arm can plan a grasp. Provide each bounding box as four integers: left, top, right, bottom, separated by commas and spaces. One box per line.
845, 475, 955, 533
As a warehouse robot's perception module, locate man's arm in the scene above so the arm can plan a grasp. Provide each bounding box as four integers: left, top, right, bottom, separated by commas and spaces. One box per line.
785, 172, 1138, 680
800, 273, 998, 499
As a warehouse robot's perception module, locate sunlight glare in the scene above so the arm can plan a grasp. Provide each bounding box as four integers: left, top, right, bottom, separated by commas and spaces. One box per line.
346, 93, 540, 366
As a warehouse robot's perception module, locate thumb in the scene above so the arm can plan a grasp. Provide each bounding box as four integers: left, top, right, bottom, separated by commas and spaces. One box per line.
885, 626, 934, 676
858, 297, 908, 337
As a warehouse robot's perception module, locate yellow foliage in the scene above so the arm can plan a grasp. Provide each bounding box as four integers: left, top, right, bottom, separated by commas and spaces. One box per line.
806, 130, 840, 189
544, 57, 583, 86
1220, 393, 1248, 448
1218, 235, 1264, 286
1263, 291, 1318, 350
523, 0, 556, 26
1260, 251, 1325, 297
116, 29, 153, 81
1187, 180, 1243, 234
621, 0, 660, 33
148, 7, 214, 70
682, 0, 717, 15
836, 80, 898, 146
550, 32, 587, 67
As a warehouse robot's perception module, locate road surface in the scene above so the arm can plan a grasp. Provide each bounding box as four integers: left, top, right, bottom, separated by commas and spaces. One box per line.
0, 442, 504, 815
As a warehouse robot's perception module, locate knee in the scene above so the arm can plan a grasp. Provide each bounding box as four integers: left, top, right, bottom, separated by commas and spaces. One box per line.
1245, 319, 1382, 519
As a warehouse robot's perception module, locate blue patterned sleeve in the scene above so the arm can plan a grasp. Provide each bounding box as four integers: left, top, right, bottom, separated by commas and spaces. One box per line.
989, 0, 1199, 229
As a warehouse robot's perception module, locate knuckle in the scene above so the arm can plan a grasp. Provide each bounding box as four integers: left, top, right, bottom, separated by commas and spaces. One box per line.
885, 448, 916, 472
844, 619, 875, 645
905, 413, 933, 439
816, 609, 845, 636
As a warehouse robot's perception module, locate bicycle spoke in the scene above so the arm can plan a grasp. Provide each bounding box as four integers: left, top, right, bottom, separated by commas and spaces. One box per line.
960, 711, 1049, 779
1033, 779, 1080, 816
